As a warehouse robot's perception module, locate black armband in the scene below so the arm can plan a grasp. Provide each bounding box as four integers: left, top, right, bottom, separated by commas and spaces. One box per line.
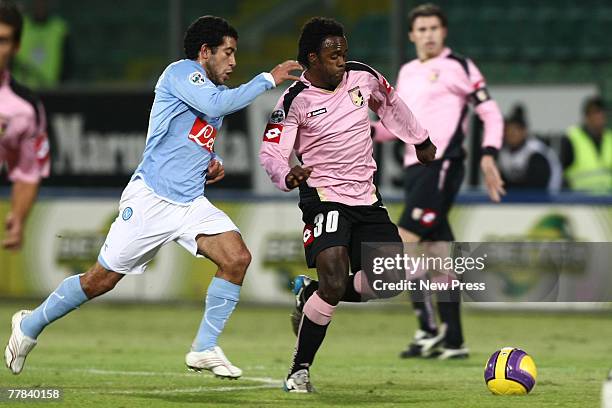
470, 87, 492, 106
481, 146, 499, 158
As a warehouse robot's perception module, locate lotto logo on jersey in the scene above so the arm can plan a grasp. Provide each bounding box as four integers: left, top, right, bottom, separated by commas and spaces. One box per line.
381, 75, 392, 94
303, 225, 314, 247
34, 133, 50, 166
188, 117, 217, 152
419, 209, 438, 227
263, 123, 283, 143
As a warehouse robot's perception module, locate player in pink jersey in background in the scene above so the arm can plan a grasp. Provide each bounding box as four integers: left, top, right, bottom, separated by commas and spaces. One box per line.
373, 3, 505, 360
260, 17, 436, 392
0, 0, 50, 251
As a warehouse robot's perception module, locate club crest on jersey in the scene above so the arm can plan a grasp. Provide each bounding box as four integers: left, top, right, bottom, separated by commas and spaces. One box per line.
122, 207, 133, 221
263, 123, 283, 143
189, 71, 206, 86
348, 86, 365, 107
429, 69, 440, 82
188, 117, 218, 152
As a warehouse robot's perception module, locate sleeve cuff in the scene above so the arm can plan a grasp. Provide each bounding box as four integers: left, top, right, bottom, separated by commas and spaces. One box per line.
262, 72, 276, 88
415, 136, 433, 151
481, 146, 499, 158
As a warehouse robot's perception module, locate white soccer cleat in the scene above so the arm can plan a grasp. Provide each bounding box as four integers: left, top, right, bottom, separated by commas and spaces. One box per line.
284, 369, 315, 393
437, 346, 469, 360
419, 323, 447, 357
185, 346, 242, 379
4, 310, 37, 375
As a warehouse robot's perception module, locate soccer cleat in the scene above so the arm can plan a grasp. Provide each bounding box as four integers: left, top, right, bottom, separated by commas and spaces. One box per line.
437, 345, 469, 360
185, 346, 242, 379
4, 310, 37, 375
284, 369, 315, 393
399, 323, 447, 358
290, 275, 319, 336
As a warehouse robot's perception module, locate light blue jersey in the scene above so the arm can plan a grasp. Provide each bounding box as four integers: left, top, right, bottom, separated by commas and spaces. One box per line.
133, 59, 275, 203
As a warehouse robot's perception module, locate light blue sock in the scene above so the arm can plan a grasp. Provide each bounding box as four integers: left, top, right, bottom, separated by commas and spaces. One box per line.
21, 275, 89, 339
192, 277, 241, 352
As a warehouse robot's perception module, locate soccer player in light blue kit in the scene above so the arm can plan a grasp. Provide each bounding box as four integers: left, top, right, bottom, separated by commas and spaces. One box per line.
4, 16, 301, 378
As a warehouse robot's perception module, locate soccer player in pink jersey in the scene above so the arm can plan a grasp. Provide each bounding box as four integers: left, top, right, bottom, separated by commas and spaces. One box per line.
0, 0, 50, 251
260, 17, 436, 392
373, 3, 505, 360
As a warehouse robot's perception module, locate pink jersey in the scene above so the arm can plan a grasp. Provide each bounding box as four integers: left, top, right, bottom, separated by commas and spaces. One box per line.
259, 62, 430, 206
373, 48, 503, 167
0, 70, 50, 183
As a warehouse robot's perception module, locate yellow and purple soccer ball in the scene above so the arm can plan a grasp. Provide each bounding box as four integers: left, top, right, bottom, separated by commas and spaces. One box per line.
484, 347, 537, 395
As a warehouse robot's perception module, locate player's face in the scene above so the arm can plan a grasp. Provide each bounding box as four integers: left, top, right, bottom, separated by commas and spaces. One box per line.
310, 36, 347, 88
203, 36, 237, 85
504, 122, 527, 148
0, 23, 18, 72
409, 16, 447, 60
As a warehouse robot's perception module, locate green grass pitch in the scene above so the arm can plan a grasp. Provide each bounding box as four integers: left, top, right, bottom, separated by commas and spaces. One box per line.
1, 302, 610, 407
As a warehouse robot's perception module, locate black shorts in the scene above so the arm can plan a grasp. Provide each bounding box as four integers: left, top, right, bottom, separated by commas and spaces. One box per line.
398, 159, 465, 241
299, 200, 401, 271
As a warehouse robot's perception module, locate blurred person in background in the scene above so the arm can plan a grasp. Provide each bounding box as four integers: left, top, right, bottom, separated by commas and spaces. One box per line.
561, 96, 612, 193
498, 105, 562, 192
5, 15, 301, 379
373, 3, 504, 360
0, 0, 50, 250
12, 0, 67, 88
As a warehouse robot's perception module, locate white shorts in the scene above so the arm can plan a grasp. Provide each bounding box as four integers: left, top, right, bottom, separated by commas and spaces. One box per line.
98, 178, 239, 274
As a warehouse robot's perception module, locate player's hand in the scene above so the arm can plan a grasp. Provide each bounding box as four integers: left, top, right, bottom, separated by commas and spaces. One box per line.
285, 165, 313, 189
3, 212, 23, 251
205, 159, 225, 185
416, 140, 437, 164
480, 155, 506, 202
270, 60, 303, 86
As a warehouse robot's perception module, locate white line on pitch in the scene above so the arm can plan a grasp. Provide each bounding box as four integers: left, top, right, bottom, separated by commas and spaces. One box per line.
93, 384, 279, 395
34, 366, 280, 386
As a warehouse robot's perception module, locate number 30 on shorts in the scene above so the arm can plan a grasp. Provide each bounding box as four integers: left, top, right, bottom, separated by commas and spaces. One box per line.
313, 210, 339, 237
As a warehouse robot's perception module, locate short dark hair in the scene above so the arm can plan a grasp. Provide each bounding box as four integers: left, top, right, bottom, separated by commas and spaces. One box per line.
506, 104, 527, 128
0, 0, 23, 44
184, 16, 238, 60
583, 96, 606, 116
297, 17, 345, 68
408, 3, 448, 31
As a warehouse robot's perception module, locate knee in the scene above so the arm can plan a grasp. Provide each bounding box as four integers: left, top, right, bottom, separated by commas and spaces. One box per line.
317, 273, 347, 306
80, 267, 121, 298
221, 248, 251, 274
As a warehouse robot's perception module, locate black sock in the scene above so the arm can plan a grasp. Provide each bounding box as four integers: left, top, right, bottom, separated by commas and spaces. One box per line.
340, 274, 362, 302
289, 314, 330, 376
437, 300, 463, 348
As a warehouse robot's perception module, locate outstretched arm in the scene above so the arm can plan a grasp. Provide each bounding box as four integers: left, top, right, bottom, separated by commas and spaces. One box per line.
169, 60, 302, 118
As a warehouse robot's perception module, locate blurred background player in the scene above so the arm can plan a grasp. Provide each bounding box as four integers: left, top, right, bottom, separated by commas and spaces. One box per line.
561, 96, 612, 193
373, 3, 504, 359
0, 0, 49, 251
498, 104, 562, 192
260, 17, 435, 392
5, 15, 301, 378
12, 0, 68, 88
